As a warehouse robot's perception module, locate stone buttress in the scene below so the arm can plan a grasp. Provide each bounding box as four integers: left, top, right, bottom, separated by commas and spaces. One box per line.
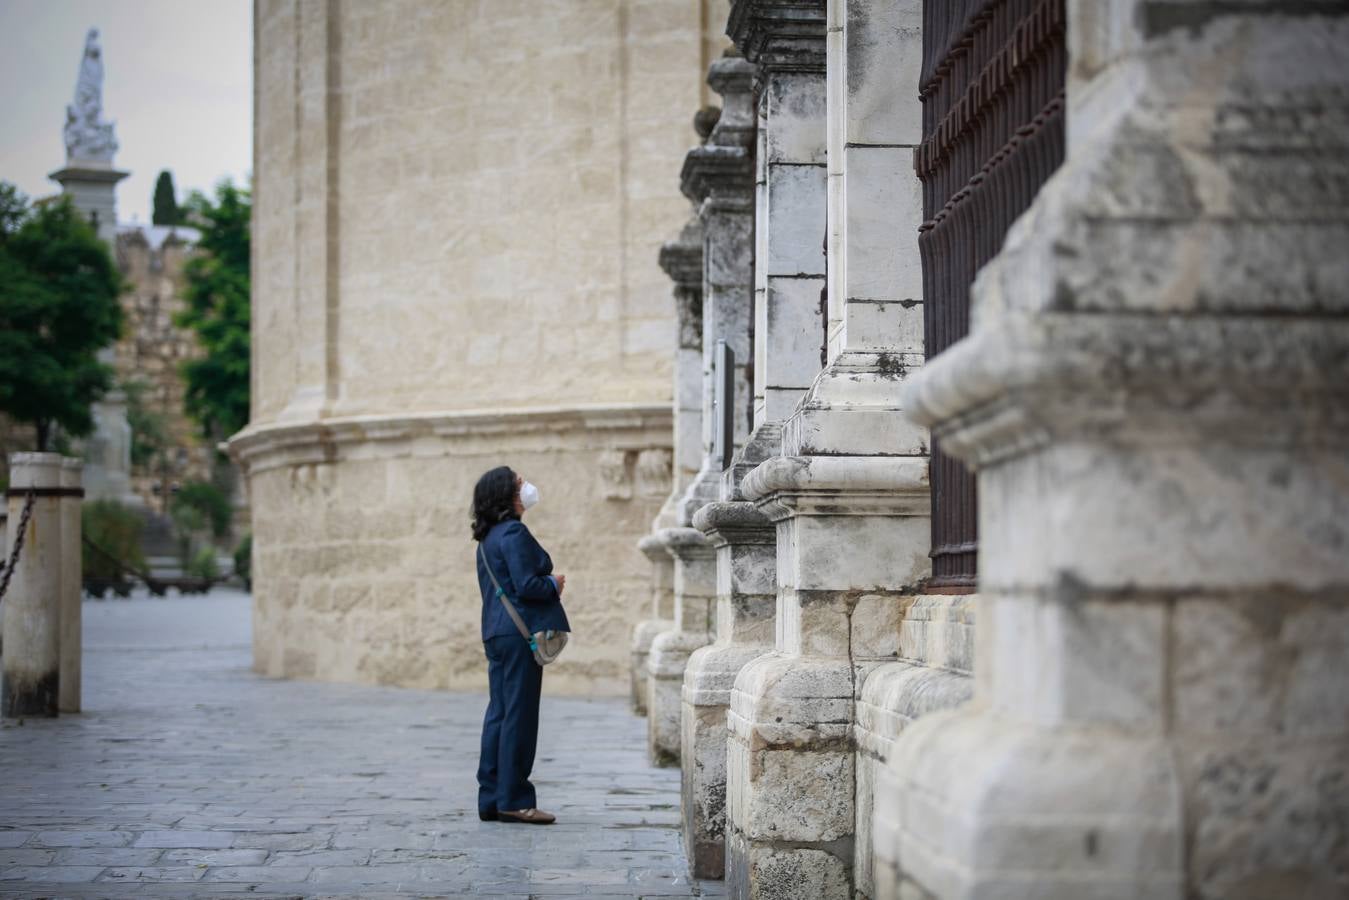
877, 2, 1349, 897
646, 55, 757, 768
721, 0, 970, 896
677, 51, 772, 880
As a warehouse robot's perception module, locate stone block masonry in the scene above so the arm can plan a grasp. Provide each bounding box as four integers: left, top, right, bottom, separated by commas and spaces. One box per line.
877, 2, 1349, 897
242, 0, 725, 696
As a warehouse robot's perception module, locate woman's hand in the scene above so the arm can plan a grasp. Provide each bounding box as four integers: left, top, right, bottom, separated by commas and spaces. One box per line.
554, 574, 566, 595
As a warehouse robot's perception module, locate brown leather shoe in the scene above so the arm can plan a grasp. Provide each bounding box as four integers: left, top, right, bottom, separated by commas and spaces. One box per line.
497, 807, 556, 825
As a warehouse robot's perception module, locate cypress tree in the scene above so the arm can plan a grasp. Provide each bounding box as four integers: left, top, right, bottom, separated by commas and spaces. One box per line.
152, 170, 180, 225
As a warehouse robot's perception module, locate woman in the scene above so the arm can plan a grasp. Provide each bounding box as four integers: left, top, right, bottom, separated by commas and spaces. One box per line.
471, 465, 569, 825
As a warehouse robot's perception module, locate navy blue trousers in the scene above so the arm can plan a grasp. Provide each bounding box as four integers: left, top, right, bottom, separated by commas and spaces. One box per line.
477, 634, 543, 814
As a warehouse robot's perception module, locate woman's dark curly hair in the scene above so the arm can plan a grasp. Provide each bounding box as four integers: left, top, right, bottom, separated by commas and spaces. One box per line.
471, 465, 519, 542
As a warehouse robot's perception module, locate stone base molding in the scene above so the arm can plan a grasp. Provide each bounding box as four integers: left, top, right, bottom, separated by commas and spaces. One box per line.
875, 4, 1349, 897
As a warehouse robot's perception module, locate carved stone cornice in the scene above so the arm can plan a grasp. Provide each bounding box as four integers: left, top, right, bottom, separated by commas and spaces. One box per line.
680, 144, 754, 206
727, 0, 827, 77
692, 500, 774, 549
680, 54, 757, 205
903, 313, 1349, 470
741, 455, 931, 522
658, 216, 703, 293
706, 53, 756, 150
228, 403, 673, 474
662, 526, 716, 562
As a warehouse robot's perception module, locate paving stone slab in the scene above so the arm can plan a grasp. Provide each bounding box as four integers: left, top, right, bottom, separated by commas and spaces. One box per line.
97, 865, 209, 882
0, 591, 725, 897
158, 848, 270, 866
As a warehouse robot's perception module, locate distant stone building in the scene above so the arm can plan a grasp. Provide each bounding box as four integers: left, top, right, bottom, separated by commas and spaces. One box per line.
112, 223, 216, 511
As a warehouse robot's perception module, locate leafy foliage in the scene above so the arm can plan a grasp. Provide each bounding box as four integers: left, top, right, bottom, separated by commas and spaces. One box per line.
152, 170, 181, 226
0, 182, 124, 450
123, 378, 171, 469
233, 532, 252, 590
82, 499, 145, 581
171, 480, 232, 539
177, 180, 250, 441
186, 545, 219, 581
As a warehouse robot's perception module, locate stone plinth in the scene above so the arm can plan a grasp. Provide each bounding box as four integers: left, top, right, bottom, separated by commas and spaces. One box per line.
682, 495, 776, 878
727, 455, 930, 897
877, 4, 1349, 897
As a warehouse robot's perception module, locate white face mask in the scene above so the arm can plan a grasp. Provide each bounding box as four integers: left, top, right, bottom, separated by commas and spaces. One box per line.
519, 480, 540, 510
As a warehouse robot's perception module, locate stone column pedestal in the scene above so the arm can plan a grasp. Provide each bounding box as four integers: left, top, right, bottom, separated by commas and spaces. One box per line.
682, 498, 775, 879
58, 459, 83, 714
2, 453, 65, 718
647, 527, 717, 767
726, 456, 930, 897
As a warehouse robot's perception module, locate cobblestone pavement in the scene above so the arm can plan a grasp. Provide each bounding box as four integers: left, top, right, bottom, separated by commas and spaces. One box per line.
0, 589, 726, 899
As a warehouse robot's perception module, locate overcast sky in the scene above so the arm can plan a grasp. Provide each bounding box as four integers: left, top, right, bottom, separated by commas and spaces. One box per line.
0, 0, 251, 225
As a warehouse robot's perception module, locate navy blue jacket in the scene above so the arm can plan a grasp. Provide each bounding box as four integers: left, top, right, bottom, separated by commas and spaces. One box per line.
477, 518, 570, 642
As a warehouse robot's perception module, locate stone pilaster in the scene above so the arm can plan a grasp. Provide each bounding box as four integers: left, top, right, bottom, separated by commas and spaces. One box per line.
725, 2, 941, 896
646, 52, 758, 768
632, 216, 704, 716
877, 3, 1349, 898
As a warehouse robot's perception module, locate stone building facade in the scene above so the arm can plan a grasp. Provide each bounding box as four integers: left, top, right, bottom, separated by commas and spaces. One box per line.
627, 1, 1349, 898
237, 1, 731, 693
245, 0, 1346, 895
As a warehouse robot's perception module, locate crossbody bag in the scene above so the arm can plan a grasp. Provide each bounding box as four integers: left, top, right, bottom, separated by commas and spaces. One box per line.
478, 542, 568, 666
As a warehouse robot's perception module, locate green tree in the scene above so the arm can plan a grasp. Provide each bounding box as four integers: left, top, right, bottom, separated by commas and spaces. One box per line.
178, 180, 250, 441
0, 182, 124, 450
123, 377, 171, 469
152, 170, 181, 226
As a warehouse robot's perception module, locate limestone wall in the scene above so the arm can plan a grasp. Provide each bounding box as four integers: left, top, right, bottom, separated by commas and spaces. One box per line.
245, 0, 721, 693
113, 227, 215, 511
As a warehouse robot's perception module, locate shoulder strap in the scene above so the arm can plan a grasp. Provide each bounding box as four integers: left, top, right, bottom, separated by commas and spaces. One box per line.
478, 541, 534, 645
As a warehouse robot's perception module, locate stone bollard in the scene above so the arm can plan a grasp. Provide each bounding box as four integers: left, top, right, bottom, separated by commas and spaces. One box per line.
2, 453, 65, 717
58, 458, 83, 713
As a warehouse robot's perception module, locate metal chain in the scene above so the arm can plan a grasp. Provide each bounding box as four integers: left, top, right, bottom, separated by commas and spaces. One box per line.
0, 489, 37, 603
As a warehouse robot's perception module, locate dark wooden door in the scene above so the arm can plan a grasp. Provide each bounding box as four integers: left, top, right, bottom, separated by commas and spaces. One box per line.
916, 0, 1067, 590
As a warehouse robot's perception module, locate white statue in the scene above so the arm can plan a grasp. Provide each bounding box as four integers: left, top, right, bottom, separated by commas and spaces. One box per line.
64, 28, 118, 163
